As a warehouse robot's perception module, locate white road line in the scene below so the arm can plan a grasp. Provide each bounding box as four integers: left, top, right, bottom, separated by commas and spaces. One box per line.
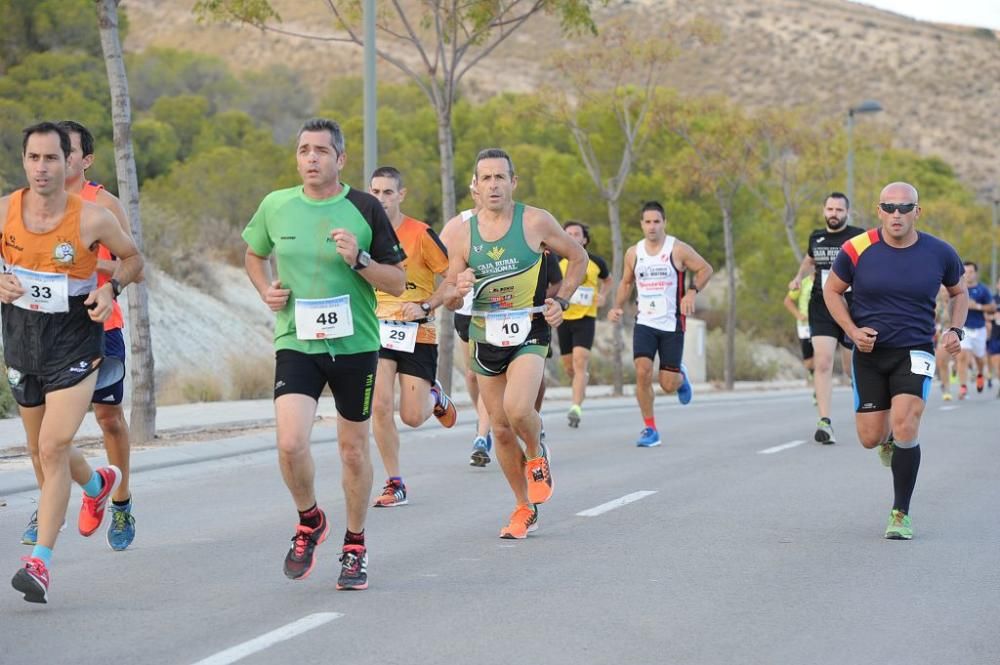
940, 406, 959, 411
758, 440, 807, 455
576, 491, 657, 517
190, 612, 343, 665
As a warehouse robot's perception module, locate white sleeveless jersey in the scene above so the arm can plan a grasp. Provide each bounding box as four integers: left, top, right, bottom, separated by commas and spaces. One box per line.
456, 209, 475, 315
634, 235, 684, 332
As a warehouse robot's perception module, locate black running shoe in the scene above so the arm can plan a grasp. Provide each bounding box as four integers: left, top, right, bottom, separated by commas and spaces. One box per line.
283, 509, 329, 580
336, 545, 368, 590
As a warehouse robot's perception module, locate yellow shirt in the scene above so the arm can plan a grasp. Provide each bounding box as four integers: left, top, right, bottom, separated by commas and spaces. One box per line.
559, 252, 610, 320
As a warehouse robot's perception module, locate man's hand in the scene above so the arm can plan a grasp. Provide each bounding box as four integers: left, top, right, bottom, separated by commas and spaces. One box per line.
850, 326, 878, 353
84, 283, 114, 322
607, 307, 623, 323
680, 291, 697, 316
263, 279, 291, 312
0, 273, 24, 304
788, 276, 802, 291
543, 298, 564, 327
398, 302, 426, 321
456, 268, 476, 299
941, 329, 962, 357
797, 313, 808, 323
330, 228, 360, 266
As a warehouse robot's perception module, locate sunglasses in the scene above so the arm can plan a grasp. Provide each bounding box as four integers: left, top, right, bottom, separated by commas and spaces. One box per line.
878, 202, 918, 214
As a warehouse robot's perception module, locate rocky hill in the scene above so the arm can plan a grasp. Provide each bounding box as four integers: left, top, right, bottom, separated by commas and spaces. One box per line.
122, 0, 1000, 190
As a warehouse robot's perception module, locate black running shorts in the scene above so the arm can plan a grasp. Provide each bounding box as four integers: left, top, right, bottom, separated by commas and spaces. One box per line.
852, 345, 933, 413
808, 296, 853, 348
470, 317, 551, 376
557, 316, 596, 355
8, 357, 101, 408
632, 324, 684, 372
378, 342, 438, 384
800, 338, 815, 361
274, 349, 377, 422
454, 313, 472, 343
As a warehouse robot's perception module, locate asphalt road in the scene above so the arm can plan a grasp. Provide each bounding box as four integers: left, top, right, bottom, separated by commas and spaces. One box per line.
1, 386, 998, 665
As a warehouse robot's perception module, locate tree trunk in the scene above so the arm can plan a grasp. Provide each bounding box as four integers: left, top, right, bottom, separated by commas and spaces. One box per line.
96, 0, 156, 442
722, 204, 736, 390
435, 108, 457, 394
606, 197, 625, 395
784, 203, 802, 263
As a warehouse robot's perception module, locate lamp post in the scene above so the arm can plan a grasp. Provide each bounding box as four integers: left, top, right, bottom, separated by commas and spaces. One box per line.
846, 100, 883, 211
363, 0, 377, 182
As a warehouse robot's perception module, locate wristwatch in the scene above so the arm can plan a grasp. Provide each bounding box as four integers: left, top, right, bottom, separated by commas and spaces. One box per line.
109, 278, 122, 299
352, 250, 371, 271
420, 302, 432, 315
553, 296, 570, 311
948, 326, 965, 341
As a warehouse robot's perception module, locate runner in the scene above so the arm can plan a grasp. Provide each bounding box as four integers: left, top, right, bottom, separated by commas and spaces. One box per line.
824, 181, 967, 540
558, 221, 611, 428
787, 193, 866, 444
533, 246, 562, 441
989, 277, 1000, 398
242, 118, 406, 590
368, 166, 456, 507
783, 273, 816, 399
444, 147, 586, 539
956, 261, 995, 398
933, 285, 955, 400
607, 201, 713, 447
439, 182, 494, 467
4, 122, 143, 602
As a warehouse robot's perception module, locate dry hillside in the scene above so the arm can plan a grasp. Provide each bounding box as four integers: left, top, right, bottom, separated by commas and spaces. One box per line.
122, 0, 999, 190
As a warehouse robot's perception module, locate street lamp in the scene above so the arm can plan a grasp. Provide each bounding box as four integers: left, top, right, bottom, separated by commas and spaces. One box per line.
846, 100, 883, 212
363, 0, 377, 182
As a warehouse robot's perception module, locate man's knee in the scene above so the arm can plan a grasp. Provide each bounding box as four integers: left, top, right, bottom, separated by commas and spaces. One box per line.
94, 405, 127, 437
635, 360, 654, 384
398, 400, 425, 428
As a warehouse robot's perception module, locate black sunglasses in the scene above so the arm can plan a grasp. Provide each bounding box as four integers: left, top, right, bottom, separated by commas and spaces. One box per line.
878, 202, 918, 214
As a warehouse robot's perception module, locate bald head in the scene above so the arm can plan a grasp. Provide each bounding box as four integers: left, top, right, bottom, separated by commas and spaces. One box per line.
880, 181, 918, 204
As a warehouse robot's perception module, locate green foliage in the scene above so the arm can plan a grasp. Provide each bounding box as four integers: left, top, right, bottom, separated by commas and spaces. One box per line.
127, 48, 241, 112
0, 0, 125, 72
705, 328, 779, 382
132, 119, 181, 181
0, 99, 32, 190
0, 361, 16, 417
238, 65, 315, 144
150, 94, 211, 160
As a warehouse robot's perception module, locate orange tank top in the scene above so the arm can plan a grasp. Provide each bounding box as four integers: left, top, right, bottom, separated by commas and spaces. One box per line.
80, 181, 124, 331
2, 189, 98, 293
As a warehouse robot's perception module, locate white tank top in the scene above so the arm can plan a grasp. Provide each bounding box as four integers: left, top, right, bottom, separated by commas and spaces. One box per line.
634, 235, 683, 332
456, 209, 475, 316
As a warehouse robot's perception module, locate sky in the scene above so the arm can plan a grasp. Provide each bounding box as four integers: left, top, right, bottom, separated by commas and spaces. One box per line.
851, 1, 1000, 30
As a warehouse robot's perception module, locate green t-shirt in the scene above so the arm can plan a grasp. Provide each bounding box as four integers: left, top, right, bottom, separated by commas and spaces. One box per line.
242, 184, 406, 356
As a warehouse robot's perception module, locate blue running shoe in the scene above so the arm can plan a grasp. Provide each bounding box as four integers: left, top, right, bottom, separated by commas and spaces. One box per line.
677, 363, 693, 405
20, 511, 37, 546
636, 427, 661, 447
107, 501, 135, 551
470, 435, 491, 467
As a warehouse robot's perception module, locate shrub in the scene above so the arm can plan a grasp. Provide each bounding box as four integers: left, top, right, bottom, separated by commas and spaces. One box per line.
705, 328, 779, 382
0, 361, 17, 417
227, 354, 274, 400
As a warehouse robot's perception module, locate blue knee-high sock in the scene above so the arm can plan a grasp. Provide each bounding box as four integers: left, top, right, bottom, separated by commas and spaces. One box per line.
81, 471, 103, 498
30, 545, 52, 567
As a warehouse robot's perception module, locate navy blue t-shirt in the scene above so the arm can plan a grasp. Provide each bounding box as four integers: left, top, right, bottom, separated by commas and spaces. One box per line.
831, 229, 963, 348
965, 283, 992, 329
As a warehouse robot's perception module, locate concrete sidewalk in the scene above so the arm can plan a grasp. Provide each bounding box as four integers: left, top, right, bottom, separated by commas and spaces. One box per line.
0, 380, 815, 497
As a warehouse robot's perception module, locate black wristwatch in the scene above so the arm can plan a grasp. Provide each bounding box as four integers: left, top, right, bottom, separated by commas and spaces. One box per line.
109, 278, 123, 299
553, 296, 570, 311
948, 326, 965, 341
420, 302, 432, 315
352, 250, 371, 271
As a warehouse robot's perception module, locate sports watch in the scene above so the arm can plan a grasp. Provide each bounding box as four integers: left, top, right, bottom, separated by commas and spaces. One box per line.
420, 302, 432, 315
352, 250, 371, 271
109, 278, 123, 299
948, 326, 965, 341
553, 296, 570, 311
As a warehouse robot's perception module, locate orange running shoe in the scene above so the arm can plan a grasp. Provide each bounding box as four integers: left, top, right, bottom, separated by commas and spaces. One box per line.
373, 478, 407, 507
976, 374, 984, 393
499, 504, 538, 539
79, 465, 122, 537
525, 442, 553, 504
430, 380, 457, 428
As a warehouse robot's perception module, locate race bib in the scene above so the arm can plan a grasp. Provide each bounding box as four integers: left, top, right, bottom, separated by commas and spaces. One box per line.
379, 320, 418, 353
484, 309, 532, 347
821, 269, 850, 293
11, 267, 69, 313
638, 293, 667, 318
294, 295, 353, 340
569, 286, 595, 307
909, 350, 934, 377
796, 322, 811, 340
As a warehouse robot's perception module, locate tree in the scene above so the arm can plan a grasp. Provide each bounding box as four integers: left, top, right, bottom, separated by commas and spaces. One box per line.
194, 0, 601, 392
665, 98, 756, 390
95, 0, 157, 442
542, 18, 706, 394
